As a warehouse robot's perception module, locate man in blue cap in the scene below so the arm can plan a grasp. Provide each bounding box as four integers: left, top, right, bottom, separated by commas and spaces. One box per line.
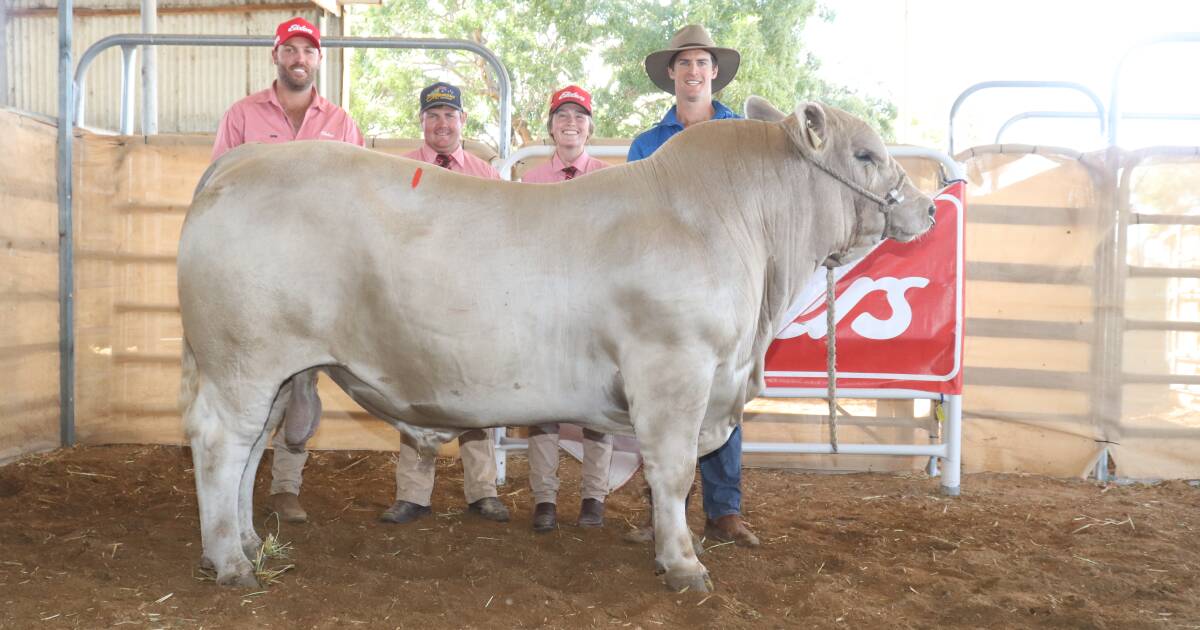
381, 81, 506, 525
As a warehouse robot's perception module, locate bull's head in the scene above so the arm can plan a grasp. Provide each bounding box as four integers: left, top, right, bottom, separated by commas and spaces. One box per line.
745, 97, 936, 265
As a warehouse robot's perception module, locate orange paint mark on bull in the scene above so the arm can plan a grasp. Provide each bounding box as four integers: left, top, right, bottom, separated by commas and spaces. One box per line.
411, 167, 424, 189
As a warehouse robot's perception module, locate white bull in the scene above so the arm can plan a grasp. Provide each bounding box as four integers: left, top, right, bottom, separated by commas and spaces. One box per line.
178, 97, 935, 592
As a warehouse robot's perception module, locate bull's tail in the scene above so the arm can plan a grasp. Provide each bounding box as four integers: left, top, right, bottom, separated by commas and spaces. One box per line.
179, 337, 201, 430
191, 154, 225, 201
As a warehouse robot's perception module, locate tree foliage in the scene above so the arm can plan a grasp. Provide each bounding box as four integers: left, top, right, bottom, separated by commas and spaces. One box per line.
348, 0, 895, 151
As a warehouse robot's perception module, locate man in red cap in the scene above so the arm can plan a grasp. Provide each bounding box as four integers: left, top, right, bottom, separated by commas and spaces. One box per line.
210, 16, 365, 524
211, 16, 364, 161
520, 85, 613, 532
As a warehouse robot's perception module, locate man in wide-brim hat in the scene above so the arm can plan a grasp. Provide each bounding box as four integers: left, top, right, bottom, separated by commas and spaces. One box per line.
626, 24, 743, 161
625, 24, 760, 548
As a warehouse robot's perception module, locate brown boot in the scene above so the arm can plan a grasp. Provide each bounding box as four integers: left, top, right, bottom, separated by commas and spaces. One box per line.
532, 502, 557, 533
704, 514, 759, 548
577, 498, 605, 528
269, 492, 307, 524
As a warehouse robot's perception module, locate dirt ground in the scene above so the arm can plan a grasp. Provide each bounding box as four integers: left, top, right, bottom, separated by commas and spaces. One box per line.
1, 445, 1198, 629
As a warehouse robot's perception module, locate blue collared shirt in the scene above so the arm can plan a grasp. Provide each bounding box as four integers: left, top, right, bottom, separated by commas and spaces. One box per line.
626, 100, 742, 162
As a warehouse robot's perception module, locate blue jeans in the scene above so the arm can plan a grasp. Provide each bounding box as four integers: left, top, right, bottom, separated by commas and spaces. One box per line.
699, 425, 742, 519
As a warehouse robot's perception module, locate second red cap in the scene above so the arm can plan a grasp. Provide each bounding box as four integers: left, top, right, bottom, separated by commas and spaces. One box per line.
549, 85, 592, 116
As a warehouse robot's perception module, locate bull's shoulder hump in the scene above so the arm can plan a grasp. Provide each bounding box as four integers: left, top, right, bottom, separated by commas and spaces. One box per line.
652, 118, 781, 160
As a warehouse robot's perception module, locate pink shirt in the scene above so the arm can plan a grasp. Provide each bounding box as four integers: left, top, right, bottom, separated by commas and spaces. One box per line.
521, 151, 609, 183
404, 144, 500, 180
212, 83, 365, 161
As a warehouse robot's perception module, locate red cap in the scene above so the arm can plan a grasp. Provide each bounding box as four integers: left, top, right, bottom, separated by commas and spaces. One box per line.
548, 85, 592, 116
274, 17, 320, 50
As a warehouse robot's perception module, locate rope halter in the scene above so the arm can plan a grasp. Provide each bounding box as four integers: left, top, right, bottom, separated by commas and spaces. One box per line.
803, 151, 910, 213
804, 154, 913, 268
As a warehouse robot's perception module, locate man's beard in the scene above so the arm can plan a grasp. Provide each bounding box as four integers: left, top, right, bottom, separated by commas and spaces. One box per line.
277, 64, 316, 92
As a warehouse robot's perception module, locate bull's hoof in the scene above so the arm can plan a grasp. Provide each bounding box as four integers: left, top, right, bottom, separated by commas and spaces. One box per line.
215, 563, 260, 588
665, 570, 713, 593
241, 535, 264, 560
198, 555, 215, 572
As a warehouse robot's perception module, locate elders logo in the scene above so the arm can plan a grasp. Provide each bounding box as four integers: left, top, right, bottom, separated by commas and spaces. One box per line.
778, 276, 930, 341
558, 91, 585, 101
288, 24, 314, 35
763, 181, 964, 391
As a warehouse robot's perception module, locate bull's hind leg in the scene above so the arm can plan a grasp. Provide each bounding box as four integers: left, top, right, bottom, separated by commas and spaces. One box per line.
235, 378, 295, 556
186, 381, 277, 587
625, 353, 715, 593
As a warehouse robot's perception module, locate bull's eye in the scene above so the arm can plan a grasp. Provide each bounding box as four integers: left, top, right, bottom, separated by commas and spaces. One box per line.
853, 150, 875, 164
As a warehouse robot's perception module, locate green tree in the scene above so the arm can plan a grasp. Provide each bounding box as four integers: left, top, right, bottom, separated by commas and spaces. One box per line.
348, 0, 894, 152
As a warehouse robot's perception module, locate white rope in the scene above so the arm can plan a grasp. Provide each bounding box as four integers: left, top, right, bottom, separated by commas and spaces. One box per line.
825, 265, 839, 453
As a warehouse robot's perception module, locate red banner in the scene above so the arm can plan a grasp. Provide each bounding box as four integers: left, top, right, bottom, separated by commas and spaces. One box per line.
764, 181, 965, 394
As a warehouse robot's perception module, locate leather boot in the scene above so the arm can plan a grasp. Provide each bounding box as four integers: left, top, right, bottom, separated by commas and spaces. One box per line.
468, 496, 511, 522
379, 500, 432, 524
532, 502, 557, 533
577, 498, 605, 528
269, 492, 308, 524
704, 514, 760, 547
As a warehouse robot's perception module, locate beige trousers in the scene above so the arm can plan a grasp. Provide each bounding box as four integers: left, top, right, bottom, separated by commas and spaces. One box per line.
528, 423, 613, 505
270, 427, 308, 495
394, 429, 499, 507
273, 428, 499, 505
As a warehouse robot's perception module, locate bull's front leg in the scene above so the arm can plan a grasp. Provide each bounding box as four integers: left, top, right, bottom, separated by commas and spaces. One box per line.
626, 353, 715, 593
641, 433, 710, 592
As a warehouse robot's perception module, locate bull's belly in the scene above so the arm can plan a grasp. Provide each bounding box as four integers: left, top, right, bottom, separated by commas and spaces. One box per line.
325, 364, 634, 436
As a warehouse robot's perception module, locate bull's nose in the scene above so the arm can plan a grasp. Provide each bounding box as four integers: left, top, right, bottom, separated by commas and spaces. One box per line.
927, 204, 937, 226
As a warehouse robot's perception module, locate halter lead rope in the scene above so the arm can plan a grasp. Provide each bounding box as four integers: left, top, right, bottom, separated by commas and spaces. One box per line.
825, 265, 839, 453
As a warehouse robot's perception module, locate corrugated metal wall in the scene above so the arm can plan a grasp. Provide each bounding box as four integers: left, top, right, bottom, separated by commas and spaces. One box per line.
5, 0, 332, 133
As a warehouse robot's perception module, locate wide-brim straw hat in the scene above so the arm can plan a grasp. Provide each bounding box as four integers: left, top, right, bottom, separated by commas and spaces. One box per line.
644, 24, 741, 95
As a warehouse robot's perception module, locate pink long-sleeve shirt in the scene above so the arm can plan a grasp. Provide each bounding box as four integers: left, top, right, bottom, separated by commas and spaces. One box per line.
520, 151, 609, 183
211, 83, 364, 161
403, 144, 500, 180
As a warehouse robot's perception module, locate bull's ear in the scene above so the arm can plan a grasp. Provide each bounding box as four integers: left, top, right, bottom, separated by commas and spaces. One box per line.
744, 96, 786, 122
798, 102, 828, 151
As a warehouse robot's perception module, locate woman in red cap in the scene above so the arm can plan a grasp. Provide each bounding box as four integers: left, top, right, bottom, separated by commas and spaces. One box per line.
521, 85, 609, 183
520, 85, 613, 533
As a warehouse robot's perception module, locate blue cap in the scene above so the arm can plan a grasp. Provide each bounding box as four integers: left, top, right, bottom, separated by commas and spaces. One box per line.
419, 82, 464, 112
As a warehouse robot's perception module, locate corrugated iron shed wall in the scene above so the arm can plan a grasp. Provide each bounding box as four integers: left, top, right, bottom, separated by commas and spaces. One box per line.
5, 0, 334, 132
